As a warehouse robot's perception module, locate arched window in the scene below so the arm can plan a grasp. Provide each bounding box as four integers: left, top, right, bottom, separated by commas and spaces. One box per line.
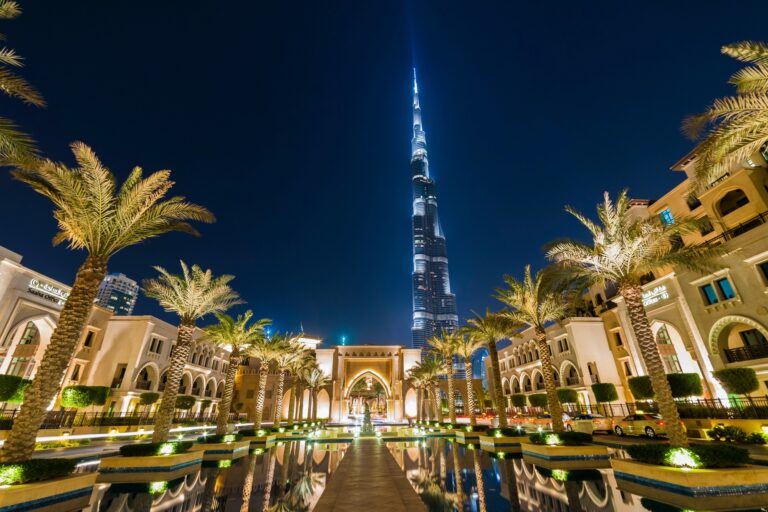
656, 325, 672, 345
718, 189, 750, 216
19, 322, 39, 345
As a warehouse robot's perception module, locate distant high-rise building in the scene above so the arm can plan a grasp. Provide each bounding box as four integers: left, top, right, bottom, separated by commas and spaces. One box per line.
410, 69, 460, 356
96, 273, 138, 315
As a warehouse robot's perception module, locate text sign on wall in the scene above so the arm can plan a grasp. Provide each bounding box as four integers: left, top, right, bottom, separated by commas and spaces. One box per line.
642, 285, 669, 307
28, 278, 70, 305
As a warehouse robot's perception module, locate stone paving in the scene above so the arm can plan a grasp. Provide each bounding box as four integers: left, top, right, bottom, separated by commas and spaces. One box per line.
314, 438, 427, 511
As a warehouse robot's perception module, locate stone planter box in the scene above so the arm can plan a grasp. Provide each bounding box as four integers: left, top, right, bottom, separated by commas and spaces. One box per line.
521, 443, 610, 470
479, 435, 529, 454
98, 450, 203, 483
611, 458, 768, 510
242, 434, 276, 446
0, 472, 97, 512
190, 440, 250, 461
455, 430, 482, 444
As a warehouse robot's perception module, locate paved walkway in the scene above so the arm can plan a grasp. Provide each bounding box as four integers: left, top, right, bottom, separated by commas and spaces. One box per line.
314, 439, 426, 512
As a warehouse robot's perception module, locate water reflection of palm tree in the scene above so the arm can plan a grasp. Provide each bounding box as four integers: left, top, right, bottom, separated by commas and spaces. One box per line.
409, 468, 457, 512
499, 458, 520, 512
564, 481, 583, 512
202, 467, 222, 512
472, 449, 487, 512
262, 449, 277, 512
451, 441, 464, 511
240, 451, 260, 512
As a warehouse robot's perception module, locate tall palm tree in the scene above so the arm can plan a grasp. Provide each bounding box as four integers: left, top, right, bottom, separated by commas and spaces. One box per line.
412, 354, 445, 423
547, 190, 720, 446
249, 335, 286, 429
144, 262, 241, 442
408, 370, 429, 422
495, 265, 570, 432
0, 144, 213, 462
466, 311, 520, 428
453, 333, 485, 426
271, 334, 306, 425
0, 1, 45, 163
202, 311, 271, 435
683, 41, 768, 192
428, 330, 460, 424
286, 354, 315, 427
305, 367, 330, 421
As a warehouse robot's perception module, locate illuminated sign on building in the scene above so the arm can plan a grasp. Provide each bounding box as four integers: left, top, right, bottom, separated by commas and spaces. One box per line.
28, 278, 70, 305
642, 285, 669, 307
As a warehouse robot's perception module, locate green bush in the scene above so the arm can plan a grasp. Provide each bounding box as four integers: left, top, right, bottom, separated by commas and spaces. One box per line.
175, 395, 195, 410
510, 394, 527, 408
707, 425, 767, 444
490, 427, 525, 437
626, 443, 750, 468
90, 386, 110, 406
627, 376, 654, 400
61, 386, 94, 408
8, 379, 30, 403
556, 388, 579, 404
591, 383, 618, 403
666, 373, 703, 398
238, 428, 272, 437
713, 368, 759, 396
139, 392, 160, 405
528, 394, 548, 408
200, 399, 212, 409
747, 433, 767, 444
0, 459, 76, 486
0, 375, 23, 402
197, 433, 243, 443
528, 431, 592, 446
119, 441, 192, 457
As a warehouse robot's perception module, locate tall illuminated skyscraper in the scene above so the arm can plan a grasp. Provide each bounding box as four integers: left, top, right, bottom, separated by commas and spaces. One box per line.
410, 69, 459, 353
95, 273, 138, 316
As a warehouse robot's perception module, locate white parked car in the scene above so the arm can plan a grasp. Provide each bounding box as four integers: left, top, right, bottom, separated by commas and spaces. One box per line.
565, 413, 613, 434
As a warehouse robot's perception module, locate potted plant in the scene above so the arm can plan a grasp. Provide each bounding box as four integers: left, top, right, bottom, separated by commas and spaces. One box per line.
190, 433, 249, 461
98, 441, 201, 483
479, 427, 530, 454
237, 428, 277, 446
0, 459, 97, 511
521, 432, 610, 469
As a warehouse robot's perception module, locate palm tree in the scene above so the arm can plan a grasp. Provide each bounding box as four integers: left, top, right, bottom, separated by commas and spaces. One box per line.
412, 354, 445, 423
0, 144, 213, 462
305, 367, 330, 421
683, 41, 768, 192
202, 311, 270, 435
408, 370, 429, 422
0, 1, 45, 163
453, 333, 485, 426
249, 335, 286, 429
428, 330, 460, 424
144, 262, 241, 442
547, 191, 720, 446
494, 265, 570, 432
466, 311, 520, 428
271, 334, 306, 425
286, 354, 315, 427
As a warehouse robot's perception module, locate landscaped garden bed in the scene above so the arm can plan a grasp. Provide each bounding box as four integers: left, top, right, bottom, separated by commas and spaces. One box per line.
191, 433, 250, 461
0, 459, 97, 512
612, 444, 768, 510
455, 425, 489, 443
479, 428, 530, 454
521, 432, 610, 469
238, 428, 277, 446
98, 441, 202, 483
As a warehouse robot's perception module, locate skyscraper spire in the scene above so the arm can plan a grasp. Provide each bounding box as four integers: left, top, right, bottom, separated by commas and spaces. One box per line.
409, 70, 459, 356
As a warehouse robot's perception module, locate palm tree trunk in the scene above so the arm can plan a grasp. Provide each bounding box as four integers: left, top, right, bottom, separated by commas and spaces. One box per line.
216, 348, 241, 435
472, 448, 487, 512
621, 284, 687, 447
451, 441, 464, 508
431, 383, 443, 423
152, 322, 195, 443
0, 257, 107, 462
262, 448, 277, 512
416, 387, 422, 422
286, 383, 297, 427
534, 329, 564, 432
312, 390, 318, 420
486, 339, 508, 428
254, 364, 269, 429
273, 369, 286, 426
446, 360, 456, 424
501, 458, 520, 512
565, 481, 583, 511
239, 450, 259, 512
464, 358, 477, 426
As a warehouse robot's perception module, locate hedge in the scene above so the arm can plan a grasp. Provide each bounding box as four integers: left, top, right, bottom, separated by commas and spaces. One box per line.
626, 443, 750, 468
200, 399, 212, 409
238, 428, 271, 437
707, 425, 767, 444
119, 441, 192, 457
528, 394, 548, 408
490, 427, 526, 437
627, 377, 655, 400
0, 459, 76, 486
556, 388, 579, 404
591, 383, 618, 403
175, 395, 196, 410
628, 374, 703, 400
61, 386, 94, 408
8, 379, 30, 403
713, 368, 759, 396
528, 431, 592, 446
90, 386, 110, 406
510, 394, 527, 408
0, 375, 23, 402
139, 392, 160, 405
197, 433, 243, 443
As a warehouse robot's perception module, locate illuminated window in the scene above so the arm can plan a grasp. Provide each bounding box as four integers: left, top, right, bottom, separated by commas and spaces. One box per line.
18, 322, 39, 345
659, 208, 674, 226
656, 325, 672, 345
663, 355, 682, 373
740, 329, 767, 347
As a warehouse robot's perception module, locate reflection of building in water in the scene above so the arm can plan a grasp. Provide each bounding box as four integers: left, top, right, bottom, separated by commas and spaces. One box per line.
94, 470, 208, 512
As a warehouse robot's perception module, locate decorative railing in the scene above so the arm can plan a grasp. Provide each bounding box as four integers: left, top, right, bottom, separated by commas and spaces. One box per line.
724, 344, 768, 363
0, 410, 247, 430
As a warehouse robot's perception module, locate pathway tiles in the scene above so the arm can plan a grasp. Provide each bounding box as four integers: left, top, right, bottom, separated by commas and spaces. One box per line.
314, 438, 426, 512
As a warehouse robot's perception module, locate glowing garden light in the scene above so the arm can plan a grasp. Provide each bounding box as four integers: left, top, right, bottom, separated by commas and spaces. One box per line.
551, 469, 569, 482
157, 443, 176, 456
666, 448, 700, 469
494, 430, 503, 438
545, 434, 560, 446
148, 481, 168, 494
218, 460, 232, 468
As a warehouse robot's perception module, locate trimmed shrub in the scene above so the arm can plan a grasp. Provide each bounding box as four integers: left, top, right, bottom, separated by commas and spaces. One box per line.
175, 395, 195, 410
707, 425, 767, 444
626, 443, 750, 468
139, 392, 160, 405
528, 394, 548, 408
90, 386, 110, 406
591, 383, 618, 403
8, 379, 30, 403
119, 441, 192, 457
528, 431, 592, 446
200, 399, 212, 409
510, 394, 527, 408
0, 375, 23, 402
627, 376, 654, 400
238, 428, 272, 437
197, 433, 243, 443
61, 386, 93, 408
0, 459, 76, 486
666, 373, 703, 398
556, 388, 579, 404
490, 427, 525, 437
713, 368, 759, 396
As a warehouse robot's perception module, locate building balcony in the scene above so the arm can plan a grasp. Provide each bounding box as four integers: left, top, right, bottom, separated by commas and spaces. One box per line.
724, 344, 768, 363
565, 377, 581, 386
135, 380, 152, 390
706, 211, 768, 245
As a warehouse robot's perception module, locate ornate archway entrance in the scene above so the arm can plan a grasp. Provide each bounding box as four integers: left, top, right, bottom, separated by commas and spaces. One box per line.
346, 371, 389, 421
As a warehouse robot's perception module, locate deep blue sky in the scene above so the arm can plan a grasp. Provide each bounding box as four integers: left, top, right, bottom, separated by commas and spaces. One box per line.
1, 1, 765, 345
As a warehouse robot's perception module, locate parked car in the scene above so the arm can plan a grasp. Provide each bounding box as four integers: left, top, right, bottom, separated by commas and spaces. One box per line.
613, 413, 685, 438
524, 413, 571, 431
565, 413, 613, 434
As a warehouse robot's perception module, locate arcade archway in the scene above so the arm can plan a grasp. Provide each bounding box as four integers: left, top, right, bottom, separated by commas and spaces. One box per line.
346, 372, 389, 420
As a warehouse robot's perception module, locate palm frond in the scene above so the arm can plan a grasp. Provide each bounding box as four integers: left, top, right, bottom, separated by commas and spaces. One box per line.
0, 116, 37, 162
0, 67, 44, 106
722, 41, 768, 64
729, 63, 768, 94
0, 1, 20, 20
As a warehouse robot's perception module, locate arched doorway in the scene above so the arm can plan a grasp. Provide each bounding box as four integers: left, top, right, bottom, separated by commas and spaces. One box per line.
345, 371, 390, 422
709, 315, 768, 363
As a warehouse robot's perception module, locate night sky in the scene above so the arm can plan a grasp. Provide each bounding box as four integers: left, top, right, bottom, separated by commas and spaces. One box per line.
1, 2, 766, 345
